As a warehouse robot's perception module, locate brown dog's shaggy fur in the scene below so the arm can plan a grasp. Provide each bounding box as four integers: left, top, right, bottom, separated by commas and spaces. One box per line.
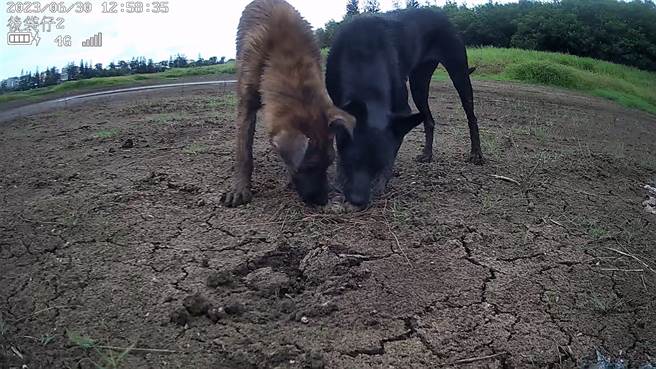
222, 0, 354, 207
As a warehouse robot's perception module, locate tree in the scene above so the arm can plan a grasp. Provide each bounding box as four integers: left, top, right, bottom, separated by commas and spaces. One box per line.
118, 60, 129, 75
406, 0, 420, 8
172, 54, 188, 68
43, 67, 60, 86
363, 0, 380, 13
346, 0, 359, 16
66, 63, 80, 80
315, 20, 341, 48
18, 72, 32, 90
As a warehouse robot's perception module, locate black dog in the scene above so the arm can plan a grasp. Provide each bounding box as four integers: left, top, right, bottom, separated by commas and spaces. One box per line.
326, 8, 484, 207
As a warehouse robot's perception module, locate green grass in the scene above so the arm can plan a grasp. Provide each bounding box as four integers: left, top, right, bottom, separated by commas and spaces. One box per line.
0, 317, 8, 337
0, 63, 236, 105
433, 47, 656, 114
94, 129, 120, 139
67, 331, 135, 369
5, 47, 656, 114
206, 93, 238, 109
183, 143, 210, 155
147, 112, 185, 125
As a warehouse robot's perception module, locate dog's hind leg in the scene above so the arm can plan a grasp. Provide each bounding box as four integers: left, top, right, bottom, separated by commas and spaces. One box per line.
410, 61, 439, 163
443, 60, 485, 165
222, 82, 260, 207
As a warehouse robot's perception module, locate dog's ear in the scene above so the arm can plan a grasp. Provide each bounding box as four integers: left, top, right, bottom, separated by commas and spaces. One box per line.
271, 129, 309, 171
392, 113, 425, 138
328, 108, 356, 139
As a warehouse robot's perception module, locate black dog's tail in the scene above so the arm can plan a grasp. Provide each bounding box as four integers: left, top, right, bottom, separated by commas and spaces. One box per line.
468, 67, 477, 75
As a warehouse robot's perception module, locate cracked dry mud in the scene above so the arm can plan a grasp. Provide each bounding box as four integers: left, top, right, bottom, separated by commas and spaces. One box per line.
1, 80, 655, 369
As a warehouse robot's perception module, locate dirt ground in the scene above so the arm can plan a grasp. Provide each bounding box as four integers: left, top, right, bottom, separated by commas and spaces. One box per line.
1, 79, 655, 369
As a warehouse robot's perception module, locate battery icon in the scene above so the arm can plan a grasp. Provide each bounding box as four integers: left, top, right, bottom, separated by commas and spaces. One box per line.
7, 32, 33, 45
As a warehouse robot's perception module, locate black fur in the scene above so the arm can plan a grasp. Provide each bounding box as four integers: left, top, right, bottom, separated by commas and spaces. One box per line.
326, 8, 484, 207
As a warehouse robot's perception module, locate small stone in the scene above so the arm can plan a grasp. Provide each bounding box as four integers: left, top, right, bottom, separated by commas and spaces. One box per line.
207, 271, 235, 288
169, 308, 190, 326
183, 294, 210, 316
300, 316, 309, 324
207, 306, 227, 323
197, 198, 207, 207
121, 139, 134, 149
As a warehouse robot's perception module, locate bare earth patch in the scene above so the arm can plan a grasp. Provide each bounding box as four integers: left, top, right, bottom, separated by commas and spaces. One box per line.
1, 81, 655, 369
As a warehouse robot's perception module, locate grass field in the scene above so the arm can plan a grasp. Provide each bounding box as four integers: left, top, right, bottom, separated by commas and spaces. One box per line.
2, 47, 655, 115
434, 47, 656, 115
0, 63, 236, 105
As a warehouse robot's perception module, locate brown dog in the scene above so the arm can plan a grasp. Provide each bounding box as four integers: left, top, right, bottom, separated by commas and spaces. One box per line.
222, 0, 354, 207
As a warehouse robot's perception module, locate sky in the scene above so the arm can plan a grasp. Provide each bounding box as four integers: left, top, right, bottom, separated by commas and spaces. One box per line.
0, 0, 506, 80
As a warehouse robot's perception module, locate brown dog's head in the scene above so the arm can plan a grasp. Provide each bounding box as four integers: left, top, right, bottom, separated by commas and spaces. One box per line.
271, 108, 355, 206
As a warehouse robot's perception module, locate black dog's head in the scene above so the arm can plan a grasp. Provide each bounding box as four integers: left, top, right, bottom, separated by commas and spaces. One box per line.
331, 100, 424, 208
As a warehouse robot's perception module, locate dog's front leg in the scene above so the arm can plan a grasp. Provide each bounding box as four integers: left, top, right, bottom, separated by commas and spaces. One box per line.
222, 102, 257, 207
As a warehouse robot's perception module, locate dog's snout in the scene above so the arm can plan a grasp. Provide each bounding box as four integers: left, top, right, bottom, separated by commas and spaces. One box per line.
303, 190, 329, 206
293, 170, 329, 207
345, 171, 371, 208
347, 192, 369, 208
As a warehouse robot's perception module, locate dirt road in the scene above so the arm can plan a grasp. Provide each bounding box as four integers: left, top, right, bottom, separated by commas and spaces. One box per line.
1, 80, 655, 368
0, 80, 237, 123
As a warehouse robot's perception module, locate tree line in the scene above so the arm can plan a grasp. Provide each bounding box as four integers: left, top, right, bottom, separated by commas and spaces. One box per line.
316, 0, 656, 71
1, 54, 228, 93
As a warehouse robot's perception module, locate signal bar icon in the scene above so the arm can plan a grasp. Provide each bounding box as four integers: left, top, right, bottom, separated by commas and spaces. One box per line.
82, 32, 103, 47
7, 32, 33, 45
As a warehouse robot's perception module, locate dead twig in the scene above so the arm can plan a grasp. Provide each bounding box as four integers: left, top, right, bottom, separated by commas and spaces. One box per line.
96, 345, 178, 354
382, 200, 412, 266
490, 175, 521, 187
444, 352, 509, 366
598, 268, 644, 273
13, 305, 80, 323
384, 219, 411, 266
606, 247, 656, 274
18, 214, 69, 227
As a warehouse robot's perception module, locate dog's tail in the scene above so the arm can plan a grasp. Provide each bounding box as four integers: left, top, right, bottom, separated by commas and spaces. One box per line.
468, 67, 477, 75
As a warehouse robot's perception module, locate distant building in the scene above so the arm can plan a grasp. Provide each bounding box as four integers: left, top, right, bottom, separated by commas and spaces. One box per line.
61, 68, 69, 81
4, 77, 19, 89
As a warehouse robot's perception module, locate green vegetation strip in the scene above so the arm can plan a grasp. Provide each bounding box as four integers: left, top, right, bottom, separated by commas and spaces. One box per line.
3, 47, 656, 115
0, 63, 236, 105
433, 47, 656, 115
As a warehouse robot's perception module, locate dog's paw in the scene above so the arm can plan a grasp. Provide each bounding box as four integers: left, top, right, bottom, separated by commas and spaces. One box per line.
467, 151, 485, 165
221, 187, 253, 207
415, 152, 433, 163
